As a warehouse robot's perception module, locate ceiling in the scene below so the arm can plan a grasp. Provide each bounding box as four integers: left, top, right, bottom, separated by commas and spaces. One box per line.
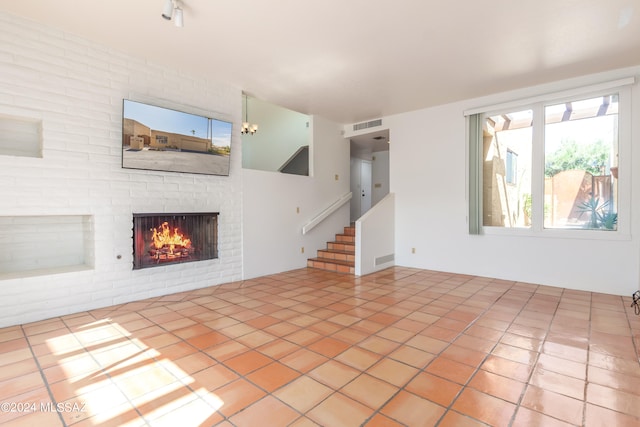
2, 1, 639, 125
351, 129, 390, 157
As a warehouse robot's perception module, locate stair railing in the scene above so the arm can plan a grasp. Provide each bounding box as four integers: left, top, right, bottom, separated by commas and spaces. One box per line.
302, 192, 352, 235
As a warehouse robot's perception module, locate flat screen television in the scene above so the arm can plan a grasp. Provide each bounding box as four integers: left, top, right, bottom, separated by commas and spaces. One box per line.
122, 99, 232, 176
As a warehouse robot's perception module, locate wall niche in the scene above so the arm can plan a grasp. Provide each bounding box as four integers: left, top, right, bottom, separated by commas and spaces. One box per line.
0, 115, 42, 158
0, 215, 94, 279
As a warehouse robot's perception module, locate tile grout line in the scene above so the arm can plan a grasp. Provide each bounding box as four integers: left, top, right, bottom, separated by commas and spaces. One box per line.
505, 286, 568, 427
433, 280, 544, 427
9, 267, 639, 426
221, 270, 481, 425
58, 315, 155, 427
20, 323, 68, 427
160, 279, 640, 424
582, 290, 594, 427
351, 274, 530, 426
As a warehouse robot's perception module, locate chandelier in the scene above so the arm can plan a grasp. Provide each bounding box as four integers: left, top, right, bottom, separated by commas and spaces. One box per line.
241, 94, 258, 135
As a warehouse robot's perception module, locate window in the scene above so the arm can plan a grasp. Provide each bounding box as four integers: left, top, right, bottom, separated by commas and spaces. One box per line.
156, 135, 168, 144
481, 109, 532, 228
468, 84, 628, 235
544, 96, 618, 230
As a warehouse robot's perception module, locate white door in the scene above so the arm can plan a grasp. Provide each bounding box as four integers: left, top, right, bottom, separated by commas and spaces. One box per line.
360, 160, 372, 216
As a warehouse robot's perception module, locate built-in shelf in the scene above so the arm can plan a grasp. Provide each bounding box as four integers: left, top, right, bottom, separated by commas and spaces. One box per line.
0, 215, 94, 279
0, 115, 42, 158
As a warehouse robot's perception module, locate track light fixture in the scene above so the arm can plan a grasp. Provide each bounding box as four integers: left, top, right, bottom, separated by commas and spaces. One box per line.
162, 0, 184, 27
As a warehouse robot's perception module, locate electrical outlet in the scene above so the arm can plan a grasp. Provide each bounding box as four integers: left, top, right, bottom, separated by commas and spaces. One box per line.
411, 247, 416, 254
335, 174, 339, 181
296, 207, 300, 214
301, 247, 305, 254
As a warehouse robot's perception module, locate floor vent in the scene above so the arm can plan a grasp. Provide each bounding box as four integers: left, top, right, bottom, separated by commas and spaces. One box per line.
353, 119, 382, 131
375, 254, 395, 266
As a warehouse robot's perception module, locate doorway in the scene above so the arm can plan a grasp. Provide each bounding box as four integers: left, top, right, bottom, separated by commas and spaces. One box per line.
351, 159, 372, 219
349, 129, 390, 222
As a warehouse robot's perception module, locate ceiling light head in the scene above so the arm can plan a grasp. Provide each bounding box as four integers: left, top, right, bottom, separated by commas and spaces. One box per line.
161, 0, 184, 27
241, 122, 258, 135
161, 0, 173, 20
173, 7, 184, 27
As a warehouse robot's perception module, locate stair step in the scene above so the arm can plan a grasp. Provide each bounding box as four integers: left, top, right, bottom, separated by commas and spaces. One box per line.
317, 249, 355, 262
328, 241, 355, 252
307, 257, 355, 274
335, 234, 355, 243
306, 223, 356, 275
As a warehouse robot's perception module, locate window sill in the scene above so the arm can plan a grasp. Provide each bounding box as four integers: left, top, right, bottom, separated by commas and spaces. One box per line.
481, 226, 630, 241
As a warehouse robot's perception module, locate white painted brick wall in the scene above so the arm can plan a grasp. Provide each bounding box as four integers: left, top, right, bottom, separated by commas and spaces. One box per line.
0, 12, 243, 327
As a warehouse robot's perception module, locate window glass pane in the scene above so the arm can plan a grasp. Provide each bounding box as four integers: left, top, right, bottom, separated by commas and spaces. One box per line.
483, 110, 533, 227
544, 95, 618, 230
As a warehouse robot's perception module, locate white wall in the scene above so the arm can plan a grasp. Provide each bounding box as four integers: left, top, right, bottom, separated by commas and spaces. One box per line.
0, 12, 243, 327
242, 97, 310, 172
390, 67, 640, 296
372, 150, 390, 205
356, 193, 395, 276
242, 115, 350, 279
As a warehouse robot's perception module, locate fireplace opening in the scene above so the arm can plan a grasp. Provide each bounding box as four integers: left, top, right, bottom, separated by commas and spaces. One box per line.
133, 213, 218, 269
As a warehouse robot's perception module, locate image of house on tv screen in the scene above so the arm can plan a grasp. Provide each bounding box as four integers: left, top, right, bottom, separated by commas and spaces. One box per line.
122, 99, 232, 176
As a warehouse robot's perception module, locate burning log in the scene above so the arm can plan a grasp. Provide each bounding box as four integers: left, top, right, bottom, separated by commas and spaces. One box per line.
148, 222, 192, 262
149, 245, 190, 261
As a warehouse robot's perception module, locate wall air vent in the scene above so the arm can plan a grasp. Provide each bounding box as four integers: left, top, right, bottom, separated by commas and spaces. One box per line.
375, 254, 395, 266
353, 119, 382, 131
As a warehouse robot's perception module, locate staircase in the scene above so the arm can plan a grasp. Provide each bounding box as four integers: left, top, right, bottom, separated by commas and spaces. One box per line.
307, 225, 355, 274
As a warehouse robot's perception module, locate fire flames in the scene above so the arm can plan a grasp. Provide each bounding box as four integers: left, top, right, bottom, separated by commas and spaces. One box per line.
151, 222, 191, 253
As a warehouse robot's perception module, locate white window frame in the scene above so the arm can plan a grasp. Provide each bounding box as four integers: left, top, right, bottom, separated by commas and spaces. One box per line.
466, 78, 633, 241
505, 149, 517, 185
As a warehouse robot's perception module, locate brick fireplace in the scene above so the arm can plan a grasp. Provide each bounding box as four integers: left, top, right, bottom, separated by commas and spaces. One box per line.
133, 213, 218, 269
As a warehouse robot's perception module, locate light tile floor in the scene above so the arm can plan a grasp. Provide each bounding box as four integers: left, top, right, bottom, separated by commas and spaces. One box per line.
1, 267, 639, 426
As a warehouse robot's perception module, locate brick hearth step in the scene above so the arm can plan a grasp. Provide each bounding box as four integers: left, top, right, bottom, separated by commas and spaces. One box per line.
307, 225, 356, 274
